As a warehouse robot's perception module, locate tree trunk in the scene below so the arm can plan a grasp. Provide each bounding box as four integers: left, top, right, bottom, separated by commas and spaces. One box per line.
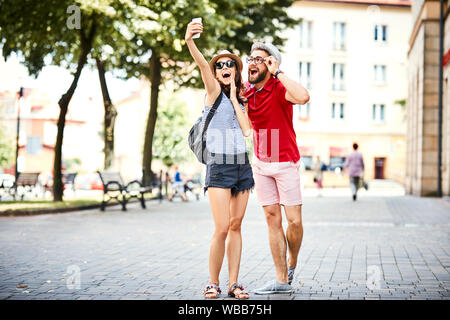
142, 50, 161, 186
53, 22, 96, 201
96, 58, 117, 170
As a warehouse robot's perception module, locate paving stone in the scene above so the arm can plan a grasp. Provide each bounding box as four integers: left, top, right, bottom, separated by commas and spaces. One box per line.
1, 194, 449, 300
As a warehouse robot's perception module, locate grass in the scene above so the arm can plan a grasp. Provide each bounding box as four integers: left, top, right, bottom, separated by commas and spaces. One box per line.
0, 191, 165, 213
0, 199, 102, 212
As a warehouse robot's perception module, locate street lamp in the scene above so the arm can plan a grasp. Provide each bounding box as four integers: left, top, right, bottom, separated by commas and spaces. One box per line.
15, 87, 23, 190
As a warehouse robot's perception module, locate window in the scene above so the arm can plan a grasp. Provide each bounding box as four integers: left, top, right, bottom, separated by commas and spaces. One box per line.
301, 156, 313, 170
26, 136, 42, 155
332, 63, 345, 91
329, 156, 346, 170
372, 104, 385, 122
373, 65, 386, 84
329, 147, 346, 170
296, 102, 311, 120
374, 24, 387, 43
299, 20, 313, 49
331, 102, 345, 120
299, 62, 311, 89
333, 22, 346, 50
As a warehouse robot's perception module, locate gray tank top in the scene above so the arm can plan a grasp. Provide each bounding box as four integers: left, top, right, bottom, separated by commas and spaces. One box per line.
201, 92, 248, 158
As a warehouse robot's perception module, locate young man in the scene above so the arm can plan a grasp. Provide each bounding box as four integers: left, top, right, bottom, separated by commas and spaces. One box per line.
244, 42, 310, 294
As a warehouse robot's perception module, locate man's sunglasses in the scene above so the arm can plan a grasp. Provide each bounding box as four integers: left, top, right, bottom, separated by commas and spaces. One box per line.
246, 56, 265, 65
214, 60, 236, 69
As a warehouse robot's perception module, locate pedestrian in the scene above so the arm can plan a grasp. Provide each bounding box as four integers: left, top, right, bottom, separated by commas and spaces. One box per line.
313, 156, 324, 197
244, 41, 310, 294
167, 165, 188, 202
185, 20, 254, 299
343, 143, 365, 201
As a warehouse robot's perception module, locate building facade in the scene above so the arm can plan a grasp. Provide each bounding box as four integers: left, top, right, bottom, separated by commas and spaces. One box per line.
282, 0, 411, 186
406, 0, 449, 196
0, 88, 103, 177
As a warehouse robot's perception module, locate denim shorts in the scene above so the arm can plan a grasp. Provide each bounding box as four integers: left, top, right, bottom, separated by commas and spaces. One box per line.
204, 153, 255, 196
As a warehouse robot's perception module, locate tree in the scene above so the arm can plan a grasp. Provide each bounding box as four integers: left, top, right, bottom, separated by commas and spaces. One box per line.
108, 0, 299, 185
153, 90, 194, 167
96, 57, 117, 170
0, 0, 138, 200
0, 0, 92, 200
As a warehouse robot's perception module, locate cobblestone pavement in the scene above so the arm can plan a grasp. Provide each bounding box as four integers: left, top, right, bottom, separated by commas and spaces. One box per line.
0, 188, 449, 300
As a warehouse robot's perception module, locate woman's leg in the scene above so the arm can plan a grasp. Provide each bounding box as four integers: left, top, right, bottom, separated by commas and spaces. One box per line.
227, 189, 250, 286
207, 187, 232, 287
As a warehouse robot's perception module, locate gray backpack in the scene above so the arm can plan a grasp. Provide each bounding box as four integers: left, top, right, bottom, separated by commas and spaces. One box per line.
188, 92, 223, 164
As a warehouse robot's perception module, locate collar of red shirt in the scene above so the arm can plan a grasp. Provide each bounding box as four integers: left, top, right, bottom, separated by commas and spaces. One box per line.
245, 76, 277, 98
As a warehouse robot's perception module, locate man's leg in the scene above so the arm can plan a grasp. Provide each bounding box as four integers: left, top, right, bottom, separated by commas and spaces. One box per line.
284, 205, 303, 271
264, 203, 289, 284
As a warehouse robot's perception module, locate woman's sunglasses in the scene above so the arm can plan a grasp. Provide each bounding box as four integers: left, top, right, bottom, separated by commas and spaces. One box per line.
214, 60, 236, 69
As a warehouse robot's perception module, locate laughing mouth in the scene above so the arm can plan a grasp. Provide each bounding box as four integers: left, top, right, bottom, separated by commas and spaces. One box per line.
222, 70, 231, 78
249, 69, 258, 76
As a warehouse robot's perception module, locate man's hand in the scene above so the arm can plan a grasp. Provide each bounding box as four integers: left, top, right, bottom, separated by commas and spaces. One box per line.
264, 56, 279, 75
185, 21, 203, 41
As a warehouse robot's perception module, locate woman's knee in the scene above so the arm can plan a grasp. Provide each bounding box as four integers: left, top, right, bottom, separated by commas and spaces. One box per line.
229, 217, 243, 232
214, 224, 230, 239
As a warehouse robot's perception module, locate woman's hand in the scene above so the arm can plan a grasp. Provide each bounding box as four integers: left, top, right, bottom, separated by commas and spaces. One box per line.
230, 73, 237, 101
185, 21, 203, 41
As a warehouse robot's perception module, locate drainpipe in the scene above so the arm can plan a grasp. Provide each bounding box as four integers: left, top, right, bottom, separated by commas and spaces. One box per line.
437, 0, 444, 197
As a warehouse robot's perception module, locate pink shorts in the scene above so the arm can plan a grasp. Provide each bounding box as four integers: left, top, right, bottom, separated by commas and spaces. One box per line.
252, 156, 302, 207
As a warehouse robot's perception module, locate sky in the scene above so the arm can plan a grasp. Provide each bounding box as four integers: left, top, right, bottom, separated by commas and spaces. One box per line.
0, 53, 141, 103
0, 51, 251, 104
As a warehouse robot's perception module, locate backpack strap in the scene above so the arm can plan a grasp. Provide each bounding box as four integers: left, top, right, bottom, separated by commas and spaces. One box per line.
200, 92, 223, 162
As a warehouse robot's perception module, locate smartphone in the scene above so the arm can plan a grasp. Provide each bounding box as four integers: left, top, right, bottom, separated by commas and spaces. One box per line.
192, 17, 202, 39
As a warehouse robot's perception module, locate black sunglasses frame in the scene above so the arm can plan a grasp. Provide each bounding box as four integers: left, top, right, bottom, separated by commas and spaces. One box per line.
214, 60, 236, 69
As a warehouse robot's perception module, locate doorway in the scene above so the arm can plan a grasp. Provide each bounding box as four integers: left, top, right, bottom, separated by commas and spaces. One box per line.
374, 157, 385, 179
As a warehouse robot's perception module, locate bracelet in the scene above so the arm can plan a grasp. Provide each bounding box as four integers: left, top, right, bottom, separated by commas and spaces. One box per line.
274, 69, 284, 79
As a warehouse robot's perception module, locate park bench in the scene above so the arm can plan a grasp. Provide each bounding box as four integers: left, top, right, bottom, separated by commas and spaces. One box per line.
5, 172, 41, 200
42, 172, 78, 196
97, 170, 162, 211
63, 172, 77, 191
0, 175, 14, 200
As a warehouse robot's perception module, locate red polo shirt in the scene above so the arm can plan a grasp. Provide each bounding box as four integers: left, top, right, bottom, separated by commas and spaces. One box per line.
245, 77, 300, 163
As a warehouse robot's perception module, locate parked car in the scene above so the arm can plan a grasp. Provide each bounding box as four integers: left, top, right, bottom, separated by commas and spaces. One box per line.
74, 173, 103, 190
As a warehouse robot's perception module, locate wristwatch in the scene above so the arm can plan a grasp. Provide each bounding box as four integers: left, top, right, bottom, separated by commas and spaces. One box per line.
274, 69, 284, 79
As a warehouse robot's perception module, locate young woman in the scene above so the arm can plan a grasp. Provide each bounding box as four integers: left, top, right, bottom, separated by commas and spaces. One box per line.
313, 156, 324, 197
185, 20, 254, 299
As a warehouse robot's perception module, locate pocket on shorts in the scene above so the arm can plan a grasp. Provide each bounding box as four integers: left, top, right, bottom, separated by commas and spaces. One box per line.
291, 160, 301, 170
209, 164, 224, 181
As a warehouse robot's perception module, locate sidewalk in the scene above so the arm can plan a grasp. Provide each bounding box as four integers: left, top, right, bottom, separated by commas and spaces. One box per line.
0, 185, 449, 300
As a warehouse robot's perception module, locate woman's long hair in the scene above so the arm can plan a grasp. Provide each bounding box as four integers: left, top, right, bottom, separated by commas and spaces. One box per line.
214, 60, 247, 106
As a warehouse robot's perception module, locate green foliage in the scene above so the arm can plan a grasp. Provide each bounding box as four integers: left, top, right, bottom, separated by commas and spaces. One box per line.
64, 158, 82, 171
394, 99, 406, 108
152, 90, 194, 166
0, 124, 14, 168
103, 0, 299, 88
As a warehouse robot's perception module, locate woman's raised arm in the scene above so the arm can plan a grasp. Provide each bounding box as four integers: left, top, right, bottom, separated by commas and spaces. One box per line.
185, 21, 220, 103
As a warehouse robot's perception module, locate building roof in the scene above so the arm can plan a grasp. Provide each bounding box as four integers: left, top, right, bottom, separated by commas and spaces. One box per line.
303, 0, 411, 7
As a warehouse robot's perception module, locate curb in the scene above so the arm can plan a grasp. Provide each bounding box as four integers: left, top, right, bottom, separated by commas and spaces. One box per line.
0, 198, 161, 217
